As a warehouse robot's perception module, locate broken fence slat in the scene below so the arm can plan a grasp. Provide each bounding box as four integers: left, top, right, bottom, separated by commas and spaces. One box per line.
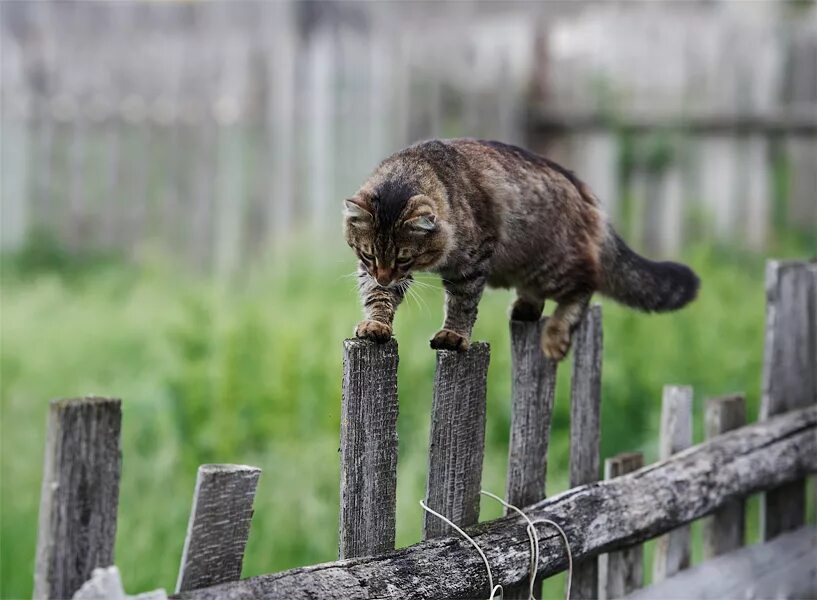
176, 464, 261, 592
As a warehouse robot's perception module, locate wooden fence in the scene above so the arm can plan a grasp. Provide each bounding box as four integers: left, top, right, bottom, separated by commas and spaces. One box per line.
33, 259, 816, 600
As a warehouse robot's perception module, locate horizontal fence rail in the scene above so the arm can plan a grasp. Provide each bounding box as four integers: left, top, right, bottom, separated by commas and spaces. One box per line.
172, 405, 817, 600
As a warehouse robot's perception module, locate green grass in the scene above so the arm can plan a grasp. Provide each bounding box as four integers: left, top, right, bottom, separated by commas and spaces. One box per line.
0, 239, 811, 599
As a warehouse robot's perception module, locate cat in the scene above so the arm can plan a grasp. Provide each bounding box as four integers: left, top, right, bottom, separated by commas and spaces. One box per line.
343, 138, 699, 360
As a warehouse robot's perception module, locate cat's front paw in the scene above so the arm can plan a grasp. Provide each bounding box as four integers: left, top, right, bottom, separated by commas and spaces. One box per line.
430, 329, 470, 352
355, 319, 393, 342
542, 320, 571, 361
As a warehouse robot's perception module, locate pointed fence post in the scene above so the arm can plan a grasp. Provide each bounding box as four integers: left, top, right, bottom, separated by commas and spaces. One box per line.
339, 338, 399, 558
34, 397, 122, 600
598, 452, 644, 600
569, 306, 603, 600
504, 320, 557, 598
760, 260, 817, 540
652, 385, 693, 582
176, 464, 261, 593
424, 343, 490, 539
703, 394, 747, 558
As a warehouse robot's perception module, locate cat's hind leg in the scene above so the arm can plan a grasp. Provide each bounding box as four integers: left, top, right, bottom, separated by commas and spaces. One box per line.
510, 287, 545, 322
542, 291, 591, 360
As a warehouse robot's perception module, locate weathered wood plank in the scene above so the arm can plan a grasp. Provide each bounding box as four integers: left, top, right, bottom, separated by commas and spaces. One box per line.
506, 319, 557, 509
599, 453, 644, 600
652, 385, 693, 582
176, 464, 261, 592
703, 394, 746, 558
623, 526, 817, 600
761, 260, 817, 540
34, 397, 122, 600
339, 338, 399, 558
176, 405, 817, 600
569, 306, 603, 600
503, 319, 556, 599
424, 343, 490, 539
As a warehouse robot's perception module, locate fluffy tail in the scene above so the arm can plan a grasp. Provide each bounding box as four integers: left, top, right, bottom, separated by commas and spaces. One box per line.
599, 228, 700, 312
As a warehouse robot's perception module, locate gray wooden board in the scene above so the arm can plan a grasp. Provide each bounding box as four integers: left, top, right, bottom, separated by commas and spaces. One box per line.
506, 319, 558, 509
504, 319, 556, 599
652, 385, 693, 582
339, 338, 399, 558
703, 394, 747, 558
424, 342, 490, 539
569, 306, 603, 600
599, 453, 644, 600
622, 526, 817, 600
176, 464, 261, 592
760, 260, 817, 540
34, 397, 122, 600
175, 405, 817, 600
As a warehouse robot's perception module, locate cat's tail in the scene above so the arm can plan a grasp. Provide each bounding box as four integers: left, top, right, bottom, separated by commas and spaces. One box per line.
599, 227, 700, 312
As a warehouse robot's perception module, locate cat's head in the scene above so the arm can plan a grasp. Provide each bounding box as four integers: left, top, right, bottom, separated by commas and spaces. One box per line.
343, 191, 450, 287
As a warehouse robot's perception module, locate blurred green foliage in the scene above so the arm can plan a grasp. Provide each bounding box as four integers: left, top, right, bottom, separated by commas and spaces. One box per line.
1, 236, 813, 599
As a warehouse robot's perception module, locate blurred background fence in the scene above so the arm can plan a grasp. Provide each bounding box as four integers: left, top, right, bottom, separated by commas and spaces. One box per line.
2, 1, 815, 276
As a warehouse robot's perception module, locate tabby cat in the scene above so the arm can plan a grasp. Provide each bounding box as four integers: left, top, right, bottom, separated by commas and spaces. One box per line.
343, 139, 699, 360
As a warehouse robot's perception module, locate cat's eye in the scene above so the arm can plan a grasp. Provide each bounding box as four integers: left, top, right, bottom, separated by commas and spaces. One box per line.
397, 256, 413, 267
359, 251, 374, 263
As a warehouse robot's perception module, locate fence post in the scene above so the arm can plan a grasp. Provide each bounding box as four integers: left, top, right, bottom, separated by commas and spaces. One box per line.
506, 319, 558, 508
424, 343, 490, 539
504, 319, 557, 598
339, 338, 399, 558
34, 397, 122, 600
703, 394, 746, 558
760, 260, 817, 540
598, 452, 644, 600
652, 385, 693, 582
569, 306, 603, 600
176, 464, 261, 592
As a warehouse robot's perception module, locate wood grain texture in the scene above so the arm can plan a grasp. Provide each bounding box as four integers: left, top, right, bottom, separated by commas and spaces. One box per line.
623, 526, 817, 600
505, 319, 558, 509
339, 338, 399, 558
504, 320, 556, 599
569, 306, 603, 600
599, 453, 644, 600
760, 260, 817, 540
34, 397, 122, 600
652, 385, 693, 583
424, 342, 490, 539
175, 405, 817, 600
176, 464, 261, 592
703, 394, 746, 558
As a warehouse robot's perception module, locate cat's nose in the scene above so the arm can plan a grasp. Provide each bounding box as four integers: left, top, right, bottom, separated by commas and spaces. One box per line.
375, 266, 394, 286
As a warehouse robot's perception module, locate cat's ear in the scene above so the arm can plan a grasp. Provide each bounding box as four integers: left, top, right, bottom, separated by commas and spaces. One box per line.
344, 196, 373, 225
403, 195, 438, 233
406, 213, 437, 232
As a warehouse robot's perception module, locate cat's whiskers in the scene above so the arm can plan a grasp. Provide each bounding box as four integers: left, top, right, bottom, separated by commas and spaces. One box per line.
406, 283, 429, 314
